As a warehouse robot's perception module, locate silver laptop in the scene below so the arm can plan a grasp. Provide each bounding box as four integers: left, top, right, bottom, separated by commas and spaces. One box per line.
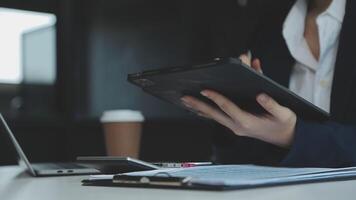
0, 114, 100, 176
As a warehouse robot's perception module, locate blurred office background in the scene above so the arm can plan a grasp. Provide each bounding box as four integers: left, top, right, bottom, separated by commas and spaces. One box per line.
0, 0, 287, 166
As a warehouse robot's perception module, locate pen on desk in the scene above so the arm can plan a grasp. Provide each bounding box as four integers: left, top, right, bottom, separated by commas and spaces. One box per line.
153, 162, 213, 168
181, 162, 213, 168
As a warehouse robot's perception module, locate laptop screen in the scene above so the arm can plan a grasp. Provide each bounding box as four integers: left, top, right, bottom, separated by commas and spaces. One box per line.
0, 114, 36, 175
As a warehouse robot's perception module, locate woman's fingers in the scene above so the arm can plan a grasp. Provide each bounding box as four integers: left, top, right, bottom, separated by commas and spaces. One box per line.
256, 93, 290, 120
239, 54, 251, 66
200, 90, 251, 125
252, 58, 263, 73
181, 96, 237, 131
239, 52, 263, 74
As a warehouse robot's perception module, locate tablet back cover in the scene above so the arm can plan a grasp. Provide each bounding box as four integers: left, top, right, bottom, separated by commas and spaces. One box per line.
128, 58, 329, 121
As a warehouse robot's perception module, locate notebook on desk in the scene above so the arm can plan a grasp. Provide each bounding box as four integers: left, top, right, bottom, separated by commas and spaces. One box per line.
82, 165, 356, 191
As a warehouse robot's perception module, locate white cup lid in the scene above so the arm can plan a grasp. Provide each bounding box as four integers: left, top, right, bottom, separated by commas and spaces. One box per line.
100, 110, 145, 123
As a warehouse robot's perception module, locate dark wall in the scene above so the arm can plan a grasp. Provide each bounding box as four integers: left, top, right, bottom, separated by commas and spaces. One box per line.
0, 0, 58, 13
82, 0, 271, 119
84, 0, 208, 119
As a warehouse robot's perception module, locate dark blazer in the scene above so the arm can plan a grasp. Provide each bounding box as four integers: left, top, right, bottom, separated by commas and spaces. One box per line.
210, 0, 356, 168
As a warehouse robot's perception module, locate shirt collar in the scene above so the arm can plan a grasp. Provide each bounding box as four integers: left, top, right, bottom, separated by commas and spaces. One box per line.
283, 0, 308, 51
283, 0, 315, 69
282, 0, 346, 70
282, 0, 347, 52
321, 0, 346, 23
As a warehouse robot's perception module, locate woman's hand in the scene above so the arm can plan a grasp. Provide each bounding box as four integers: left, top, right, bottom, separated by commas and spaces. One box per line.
240, 52, 263, 73
181, 53, 297, 148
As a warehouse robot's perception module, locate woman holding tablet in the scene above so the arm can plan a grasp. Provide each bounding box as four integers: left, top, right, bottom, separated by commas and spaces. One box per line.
181, 0, 356, 167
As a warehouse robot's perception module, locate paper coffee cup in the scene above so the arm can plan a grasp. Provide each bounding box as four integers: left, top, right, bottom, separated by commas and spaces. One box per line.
101, 110, 144, 158
100, 110, 145, 123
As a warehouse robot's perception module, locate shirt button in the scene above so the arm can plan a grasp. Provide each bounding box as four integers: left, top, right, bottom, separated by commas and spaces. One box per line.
319, 80, 329, 88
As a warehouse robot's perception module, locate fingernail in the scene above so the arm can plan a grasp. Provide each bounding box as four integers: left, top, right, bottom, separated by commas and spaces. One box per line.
258, 94, 269, 104
181, 98, 191, 106
183, 102, 192, 108
200, 91, 208, 97
197, 112, 208, 118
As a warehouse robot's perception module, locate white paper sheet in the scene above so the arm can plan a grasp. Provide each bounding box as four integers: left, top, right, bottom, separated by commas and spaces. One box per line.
124, 165, 356, 187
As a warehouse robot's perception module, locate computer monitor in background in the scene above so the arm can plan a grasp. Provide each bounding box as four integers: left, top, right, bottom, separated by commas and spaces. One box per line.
20, 25, 57, 117
22, 25, 56, 85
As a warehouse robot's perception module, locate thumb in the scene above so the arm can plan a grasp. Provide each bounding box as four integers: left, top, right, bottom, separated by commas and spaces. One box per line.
256, 93, 290, 120
239, 54, 251, 66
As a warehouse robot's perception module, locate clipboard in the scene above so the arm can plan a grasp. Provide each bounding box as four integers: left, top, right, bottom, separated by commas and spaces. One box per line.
81, 173, 356, 191
81, 165, 356, 191
81, 175, 229, 191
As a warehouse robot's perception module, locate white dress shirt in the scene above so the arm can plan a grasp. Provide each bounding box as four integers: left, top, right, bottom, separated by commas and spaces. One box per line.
283, 0, 346, 112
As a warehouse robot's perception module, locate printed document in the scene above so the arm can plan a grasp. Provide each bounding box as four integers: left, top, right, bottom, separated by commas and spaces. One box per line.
125, 165, 356, 187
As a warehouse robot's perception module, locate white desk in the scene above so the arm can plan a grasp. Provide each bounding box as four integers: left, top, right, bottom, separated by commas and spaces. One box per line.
1, 166, 355, 200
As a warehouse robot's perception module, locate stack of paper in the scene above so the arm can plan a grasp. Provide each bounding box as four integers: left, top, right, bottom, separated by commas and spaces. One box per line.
124, 165, 356, 188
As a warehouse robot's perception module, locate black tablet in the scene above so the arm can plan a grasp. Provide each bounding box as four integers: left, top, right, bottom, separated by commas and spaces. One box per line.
128, 58, 329, 121
77, 156, 160, 174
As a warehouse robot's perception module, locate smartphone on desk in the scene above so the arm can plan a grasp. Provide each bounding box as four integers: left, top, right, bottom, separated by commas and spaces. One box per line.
77, 156, 160, 174
153, 162, 213, 168
77, 156, 214, 174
